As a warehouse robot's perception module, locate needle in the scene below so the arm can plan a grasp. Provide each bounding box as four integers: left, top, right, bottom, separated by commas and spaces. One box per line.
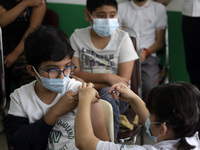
100, 89, 118, 98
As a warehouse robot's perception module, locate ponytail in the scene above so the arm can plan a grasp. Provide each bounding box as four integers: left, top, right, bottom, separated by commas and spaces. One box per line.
176, 137, 195, 150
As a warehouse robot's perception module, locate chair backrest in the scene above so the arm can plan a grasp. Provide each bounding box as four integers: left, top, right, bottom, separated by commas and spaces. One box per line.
120, 27, 142, 98
156, 27, 169, 84
117, 27, 143, 144
100, 99, 114, 142
42, 9, 59, 27
0, 27, 6, 114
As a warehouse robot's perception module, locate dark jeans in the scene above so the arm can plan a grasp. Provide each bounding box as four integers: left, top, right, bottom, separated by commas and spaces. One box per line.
99, 86, 129, 143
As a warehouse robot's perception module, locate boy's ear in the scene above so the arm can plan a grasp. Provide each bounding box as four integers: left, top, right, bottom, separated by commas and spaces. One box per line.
26, 65, 37, 77
84, 9, 92, 22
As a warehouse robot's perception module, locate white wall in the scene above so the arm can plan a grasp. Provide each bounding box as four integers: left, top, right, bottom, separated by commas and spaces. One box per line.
47, 0, 184, 12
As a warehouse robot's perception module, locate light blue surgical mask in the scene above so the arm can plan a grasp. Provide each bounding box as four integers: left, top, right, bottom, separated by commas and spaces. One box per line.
39, 75, 69, 94
90, 14, 119, 37
145, 113, 163, 143
33, 67, 69, 94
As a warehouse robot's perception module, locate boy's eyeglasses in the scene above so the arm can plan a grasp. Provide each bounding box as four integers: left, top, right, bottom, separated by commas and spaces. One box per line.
38, 62, 77, 79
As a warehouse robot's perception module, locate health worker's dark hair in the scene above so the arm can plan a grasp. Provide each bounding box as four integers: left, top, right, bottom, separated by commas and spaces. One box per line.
24, 25, 74, 67
146, 81, 200, 150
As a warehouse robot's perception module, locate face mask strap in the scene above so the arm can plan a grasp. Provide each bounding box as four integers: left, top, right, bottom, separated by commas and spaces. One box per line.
32, 66, 43, 82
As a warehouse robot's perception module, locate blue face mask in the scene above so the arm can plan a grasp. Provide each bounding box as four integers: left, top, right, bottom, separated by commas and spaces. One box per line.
33, 67, 69, 94
40, 75, 69, 94
91, 15, 119, 37
145, 113, 161, 143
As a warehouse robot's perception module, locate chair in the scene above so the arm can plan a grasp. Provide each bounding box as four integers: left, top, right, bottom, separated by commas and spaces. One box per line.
117, 27, 143, 144
0, 27, 13, 150
100, 99, 114, 142
157, 27, 169, 84
42, 9, 59, 27
0, 27, 6, 116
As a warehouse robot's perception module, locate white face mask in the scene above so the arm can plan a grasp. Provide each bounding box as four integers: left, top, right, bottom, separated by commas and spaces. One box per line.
33, 67, 69, 94
90, 14, 119, 37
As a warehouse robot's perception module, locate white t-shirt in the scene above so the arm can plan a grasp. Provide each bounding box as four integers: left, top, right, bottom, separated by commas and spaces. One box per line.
118, 0, 167, 55
8, 78, 82, 150
70, 26, 138, 74
182, 0, 200, 17
97, 132, 200, 150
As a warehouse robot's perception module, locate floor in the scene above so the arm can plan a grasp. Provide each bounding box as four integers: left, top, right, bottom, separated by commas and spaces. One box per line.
0, 118, 154, 150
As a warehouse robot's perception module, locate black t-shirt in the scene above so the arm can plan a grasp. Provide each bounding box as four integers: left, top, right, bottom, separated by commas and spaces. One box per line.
0, 0, 32, 55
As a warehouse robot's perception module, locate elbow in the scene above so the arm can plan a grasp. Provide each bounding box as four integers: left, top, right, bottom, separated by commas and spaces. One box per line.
0, 22, 7, 27
75, 135, 92, 150
75, 138, 86, 150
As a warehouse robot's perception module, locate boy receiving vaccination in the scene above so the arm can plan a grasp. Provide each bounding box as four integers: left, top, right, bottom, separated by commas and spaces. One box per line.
70, 0, 138, 142
75, 81, 200, 150
3, 25, 109, 150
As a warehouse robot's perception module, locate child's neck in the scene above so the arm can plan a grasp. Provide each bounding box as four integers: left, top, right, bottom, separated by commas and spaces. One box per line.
34, 81, 58, 104
90, 29, 111, 49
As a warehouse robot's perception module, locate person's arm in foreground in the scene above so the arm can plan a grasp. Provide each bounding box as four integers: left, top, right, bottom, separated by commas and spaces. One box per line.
75, 82, 149, 150
4, 2, 46, 68
75, 82, 100, 150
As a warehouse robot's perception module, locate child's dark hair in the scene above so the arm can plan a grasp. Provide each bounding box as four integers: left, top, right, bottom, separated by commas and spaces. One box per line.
24, 25, 74, 67
86, 0, 118, 14
146, 81, 200, 150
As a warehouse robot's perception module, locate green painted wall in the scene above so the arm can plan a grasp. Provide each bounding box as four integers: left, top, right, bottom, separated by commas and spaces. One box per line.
47, 3, 89, 37
46, 3, 190, 83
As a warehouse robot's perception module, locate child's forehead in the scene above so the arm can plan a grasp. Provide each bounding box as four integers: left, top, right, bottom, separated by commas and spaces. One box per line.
40, 56, 71, 67
93, 5, 117, 14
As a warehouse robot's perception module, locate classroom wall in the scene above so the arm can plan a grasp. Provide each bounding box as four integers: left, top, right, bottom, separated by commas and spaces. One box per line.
46, 0, 190, 83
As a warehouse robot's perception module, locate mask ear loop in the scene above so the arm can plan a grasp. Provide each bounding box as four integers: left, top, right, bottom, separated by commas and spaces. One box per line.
32, 66, 43, 85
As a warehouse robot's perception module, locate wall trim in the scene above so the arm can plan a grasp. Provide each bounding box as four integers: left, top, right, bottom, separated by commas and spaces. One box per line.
47, 0, 86, 5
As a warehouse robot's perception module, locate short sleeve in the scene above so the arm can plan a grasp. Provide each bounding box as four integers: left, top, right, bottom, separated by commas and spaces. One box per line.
70, 32, 80, 58
119, 35, 139, 63
8, 92, 27, 117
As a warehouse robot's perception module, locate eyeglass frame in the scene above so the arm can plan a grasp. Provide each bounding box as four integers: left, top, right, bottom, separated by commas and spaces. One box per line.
37, 62, 77, 79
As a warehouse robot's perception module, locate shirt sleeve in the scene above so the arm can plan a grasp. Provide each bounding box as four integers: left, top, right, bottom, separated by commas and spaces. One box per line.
3, 115, 54, 150
96, 141, 147, 150
119, 34, 139, 63
70, 32, 80, 58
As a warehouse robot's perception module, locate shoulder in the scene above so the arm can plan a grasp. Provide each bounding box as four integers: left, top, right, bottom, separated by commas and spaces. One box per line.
114, 28, 129, 38
118, 1, 130, 8
11, 81, 35, 98
71, 26, 91, 38
150, 1, 166, 12
70, 26, 91, 44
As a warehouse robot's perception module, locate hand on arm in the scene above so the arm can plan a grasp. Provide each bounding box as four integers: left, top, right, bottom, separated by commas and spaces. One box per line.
44, 90, 79, 125
109, 82, 149, 126
4, 3, 46, 68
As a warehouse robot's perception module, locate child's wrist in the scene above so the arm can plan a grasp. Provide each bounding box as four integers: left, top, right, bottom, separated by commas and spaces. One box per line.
144, 48, 151, 58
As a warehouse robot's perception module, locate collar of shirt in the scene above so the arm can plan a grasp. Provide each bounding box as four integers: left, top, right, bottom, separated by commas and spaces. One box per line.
130, 0, 151, 10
